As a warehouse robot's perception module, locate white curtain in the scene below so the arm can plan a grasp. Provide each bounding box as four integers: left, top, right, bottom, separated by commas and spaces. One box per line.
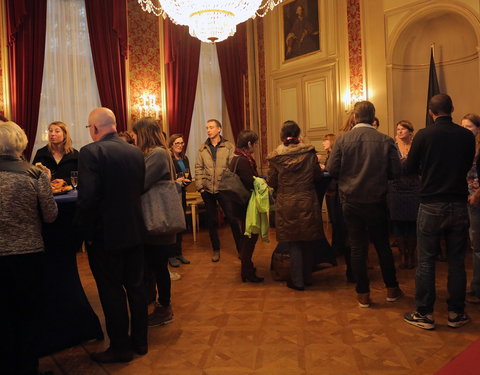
187, 43, 224, 170
32, 0, 101, 160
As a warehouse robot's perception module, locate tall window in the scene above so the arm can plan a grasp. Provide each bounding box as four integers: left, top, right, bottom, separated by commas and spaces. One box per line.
186, 43, 233, 164
32, 0, 100, 159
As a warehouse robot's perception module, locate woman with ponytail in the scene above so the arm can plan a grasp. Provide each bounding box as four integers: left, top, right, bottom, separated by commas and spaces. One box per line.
267, 121, 323, 290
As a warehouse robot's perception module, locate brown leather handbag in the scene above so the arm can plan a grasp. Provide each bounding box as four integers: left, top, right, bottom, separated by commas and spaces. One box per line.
270, 244, 291, 281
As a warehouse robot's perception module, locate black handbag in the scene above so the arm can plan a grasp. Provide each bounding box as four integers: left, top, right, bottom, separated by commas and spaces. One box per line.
141, 156, 186, 235
218, 157, 251, 206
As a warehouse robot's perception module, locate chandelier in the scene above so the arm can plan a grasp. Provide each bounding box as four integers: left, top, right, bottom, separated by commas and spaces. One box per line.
137, 0, 284, 43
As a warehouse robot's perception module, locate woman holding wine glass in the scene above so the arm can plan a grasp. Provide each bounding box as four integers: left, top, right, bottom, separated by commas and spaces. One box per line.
32, 121, 79, 183
167, 134, 191, 267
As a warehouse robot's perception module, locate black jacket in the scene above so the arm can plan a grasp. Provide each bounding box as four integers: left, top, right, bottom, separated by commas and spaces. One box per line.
327, 124, 401, 203
75, 133, 146, 251
32, 145, 79, 182
406, 116, 475, 203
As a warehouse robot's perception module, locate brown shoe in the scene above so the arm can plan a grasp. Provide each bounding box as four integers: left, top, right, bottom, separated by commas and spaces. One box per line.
357, 293, 371, 308
148, 304, 174, 327
91, 347, 133, 363
386, 287, 404, 302
212, 250, 220, 262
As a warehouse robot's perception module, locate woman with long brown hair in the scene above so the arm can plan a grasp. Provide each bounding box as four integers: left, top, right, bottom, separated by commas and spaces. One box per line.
322, 133, 352, 282
132, 117, 175, 327
32, 121, 78, 181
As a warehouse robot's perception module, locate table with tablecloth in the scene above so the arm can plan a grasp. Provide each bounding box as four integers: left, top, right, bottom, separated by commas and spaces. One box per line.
39, 190, 103, 356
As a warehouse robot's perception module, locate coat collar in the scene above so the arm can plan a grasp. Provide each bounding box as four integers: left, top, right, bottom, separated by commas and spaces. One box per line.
267, 142, 315, 159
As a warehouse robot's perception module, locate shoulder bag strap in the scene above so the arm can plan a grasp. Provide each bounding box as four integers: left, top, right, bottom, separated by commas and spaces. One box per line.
167, 153, 175, 184
232, 155, 241, 174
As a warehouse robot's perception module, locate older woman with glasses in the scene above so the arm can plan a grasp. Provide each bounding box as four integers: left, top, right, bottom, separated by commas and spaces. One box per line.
1, 121, 58, 375
167, 134, 191, 267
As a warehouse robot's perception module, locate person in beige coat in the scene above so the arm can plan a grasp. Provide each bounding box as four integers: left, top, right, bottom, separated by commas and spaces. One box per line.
195, 119, 242, 262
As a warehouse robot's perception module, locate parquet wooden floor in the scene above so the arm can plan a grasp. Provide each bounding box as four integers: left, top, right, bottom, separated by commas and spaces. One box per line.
40, 226, 480, 375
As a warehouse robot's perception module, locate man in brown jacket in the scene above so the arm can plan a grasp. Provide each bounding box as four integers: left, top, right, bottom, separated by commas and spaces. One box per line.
195, 119, 242, 262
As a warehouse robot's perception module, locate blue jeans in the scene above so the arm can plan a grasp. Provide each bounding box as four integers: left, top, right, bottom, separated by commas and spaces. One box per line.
415, 202, 469, 315
468, 204, 480, 296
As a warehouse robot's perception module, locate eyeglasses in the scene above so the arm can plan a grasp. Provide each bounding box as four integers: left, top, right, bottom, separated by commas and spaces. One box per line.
173, 142, 185, 146
85, 124, 92, 128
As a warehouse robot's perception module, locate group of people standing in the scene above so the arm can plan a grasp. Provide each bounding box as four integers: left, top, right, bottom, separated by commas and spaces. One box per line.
2, 91, 479, 374
323, 94, 478, 331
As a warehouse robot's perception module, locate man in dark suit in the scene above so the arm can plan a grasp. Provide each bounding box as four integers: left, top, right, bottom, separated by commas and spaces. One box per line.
76, 107, 147, 363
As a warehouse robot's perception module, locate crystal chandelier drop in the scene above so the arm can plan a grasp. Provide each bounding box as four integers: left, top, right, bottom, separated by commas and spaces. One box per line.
137, 0, 284, 43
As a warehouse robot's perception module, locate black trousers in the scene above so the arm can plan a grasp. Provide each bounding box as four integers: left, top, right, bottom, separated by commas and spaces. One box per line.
241, 232, 259, 277
144, 244, 171, 307
326, 193, 352, 276
201, 191, 243, 253
342, 201, 399, 294
87, 243, 147, 350
0, 252, 44, 375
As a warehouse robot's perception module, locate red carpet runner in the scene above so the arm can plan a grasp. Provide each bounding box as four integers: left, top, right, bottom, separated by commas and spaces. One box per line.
435, 339, 480, 374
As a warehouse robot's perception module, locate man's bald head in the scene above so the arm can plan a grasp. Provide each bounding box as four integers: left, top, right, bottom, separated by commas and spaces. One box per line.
87, 107, 117, 141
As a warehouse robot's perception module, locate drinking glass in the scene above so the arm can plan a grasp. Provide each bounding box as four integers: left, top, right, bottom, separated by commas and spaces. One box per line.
70, 171, 78, 190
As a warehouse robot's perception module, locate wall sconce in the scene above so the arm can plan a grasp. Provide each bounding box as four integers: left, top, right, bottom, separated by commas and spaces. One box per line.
139, 93, 160, 119
342, 90, 367, 112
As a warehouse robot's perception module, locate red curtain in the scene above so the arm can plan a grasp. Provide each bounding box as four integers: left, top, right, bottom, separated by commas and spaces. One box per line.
6, 0, 47, 160
85, 0, 128, 132
164, 19, 201, 146
216, 22, 248, 141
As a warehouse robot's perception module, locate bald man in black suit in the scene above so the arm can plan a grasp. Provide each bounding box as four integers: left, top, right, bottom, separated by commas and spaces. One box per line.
76, 107, 147, 363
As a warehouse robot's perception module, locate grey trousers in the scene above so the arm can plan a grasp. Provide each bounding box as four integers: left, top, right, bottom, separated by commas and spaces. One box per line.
288, 241, 314, 287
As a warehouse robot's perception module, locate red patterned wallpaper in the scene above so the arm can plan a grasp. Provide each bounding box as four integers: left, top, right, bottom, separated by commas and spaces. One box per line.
0, 32, 4, 117
256, 18, 268, 165
347, 0, 364, 103
127, 0, 162, 126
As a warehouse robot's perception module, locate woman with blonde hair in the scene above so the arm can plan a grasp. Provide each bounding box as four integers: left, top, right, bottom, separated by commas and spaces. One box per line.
342, 112, 356, 133
132, 117, 175, 327
32, 121, 78, 181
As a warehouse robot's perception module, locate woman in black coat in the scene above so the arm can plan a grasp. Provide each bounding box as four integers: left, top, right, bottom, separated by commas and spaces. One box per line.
32, 121, 78, 182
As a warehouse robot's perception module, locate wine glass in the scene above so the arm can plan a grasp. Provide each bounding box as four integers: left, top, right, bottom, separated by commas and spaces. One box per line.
184, 168, 190, 180
70, 171, 78, 190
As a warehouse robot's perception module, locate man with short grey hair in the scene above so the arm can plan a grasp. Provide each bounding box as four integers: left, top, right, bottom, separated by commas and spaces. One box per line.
76, 107, 147, 363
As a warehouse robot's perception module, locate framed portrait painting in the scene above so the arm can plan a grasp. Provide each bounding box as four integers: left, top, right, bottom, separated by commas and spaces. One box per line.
283, 0, 320, 60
